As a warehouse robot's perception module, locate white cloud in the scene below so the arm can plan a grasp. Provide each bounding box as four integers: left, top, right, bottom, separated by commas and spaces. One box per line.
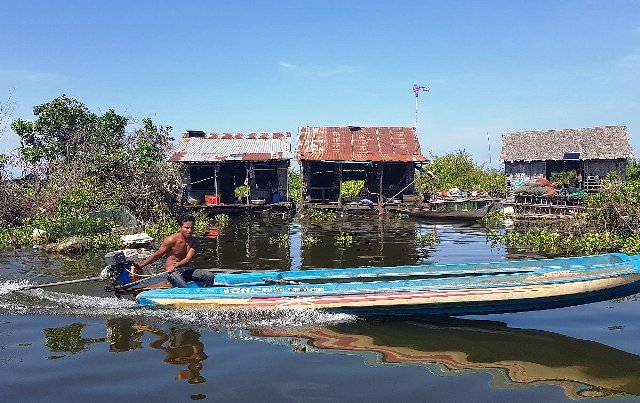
278, 61, 296, 69
621, 54, 640, 63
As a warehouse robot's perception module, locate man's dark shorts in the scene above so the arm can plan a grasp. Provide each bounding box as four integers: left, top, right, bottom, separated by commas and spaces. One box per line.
167, 267, 215, 288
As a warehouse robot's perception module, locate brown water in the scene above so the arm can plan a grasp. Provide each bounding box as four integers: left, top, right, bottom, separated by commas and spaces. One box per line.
1, 215, 639, 402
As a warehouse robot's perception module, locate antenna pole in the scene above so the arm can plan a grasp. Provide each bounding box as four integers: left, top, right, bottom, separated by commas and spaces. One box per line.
412, 83, 430, 136
487, 132, 492, 165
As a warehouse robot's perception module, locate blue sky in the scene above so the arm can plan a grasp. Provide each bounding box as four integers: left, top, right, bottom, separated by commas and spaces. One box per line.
1, 0, 639, 167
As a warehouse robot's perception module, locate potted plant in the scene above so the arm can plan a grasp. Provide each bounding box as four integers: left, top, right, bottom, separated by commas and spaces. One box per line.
340, 180, 364, 202
234, 185, 249, 203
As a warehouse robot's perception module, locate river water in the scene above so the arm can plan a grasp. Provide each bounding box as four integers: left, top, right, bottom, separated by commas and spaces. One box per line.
1, 215, 639, 402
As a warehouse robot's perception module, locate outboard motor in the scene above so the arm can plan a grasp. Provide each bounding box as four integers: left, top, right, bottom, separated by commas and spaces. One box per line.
101, 249, 139, 287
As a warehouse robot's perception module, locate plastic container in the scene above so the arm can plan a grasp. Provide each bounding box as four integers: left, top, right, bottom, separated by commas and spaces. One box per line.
205, 194, 220, 205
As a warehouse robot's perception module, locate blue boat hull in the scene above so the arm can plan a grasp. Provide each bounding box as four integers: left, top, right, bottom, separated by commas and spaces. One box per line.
136, 253, 640, 317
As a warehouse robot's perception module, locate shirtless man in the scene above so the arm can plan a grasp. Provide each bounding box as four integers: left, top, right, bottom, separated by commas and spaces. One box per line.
133, 214, 215, 287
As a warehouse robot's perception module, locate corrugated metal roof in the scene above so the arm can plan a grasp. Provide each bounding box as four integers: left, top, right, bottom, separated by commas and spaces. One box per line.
500, 126, 633, 162
295, 126, 426, 162
169, 132, 292, 162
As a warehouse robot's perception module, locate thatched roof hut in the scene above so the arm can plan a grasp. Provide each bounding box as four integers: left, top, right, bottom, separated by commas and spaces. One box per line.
500, 125, 633, 162
500, 125, 634, 193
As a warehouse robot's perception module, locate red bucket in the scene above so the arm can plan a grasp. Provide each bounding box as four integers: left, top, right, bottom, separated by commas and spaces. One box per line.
205, 194, 220, 205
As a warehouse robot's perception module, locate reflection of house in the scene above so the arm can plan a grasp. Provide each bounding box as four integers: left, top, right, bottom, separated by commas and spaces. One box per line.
250, 319, 640, 400
295, 126, 426, 205
170, 130, 292, 206
501, 126, 634, 193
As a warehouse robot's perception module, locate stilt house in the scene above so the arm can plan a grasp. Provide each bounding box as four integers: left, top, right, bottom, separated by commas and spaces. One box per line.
500, 126, 633, 193
295, 126, 427, 205
170, 131, 292, 206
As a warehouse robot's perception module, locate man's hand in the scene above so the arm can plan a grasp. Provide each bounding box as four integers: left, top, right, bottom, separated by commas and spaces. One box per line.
167, 262, 180, 273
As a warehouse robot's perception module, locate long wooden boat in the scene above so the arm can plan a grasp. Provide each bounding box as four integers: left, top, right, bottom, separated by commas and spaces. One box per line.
404, 199, 494, 220
136, 253, 640, 317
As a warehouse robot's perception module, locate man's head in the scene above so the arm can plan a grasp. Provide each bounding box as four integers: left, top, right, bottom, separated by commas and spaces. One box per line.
177, 214, 196, 238
178, 214, 196, 227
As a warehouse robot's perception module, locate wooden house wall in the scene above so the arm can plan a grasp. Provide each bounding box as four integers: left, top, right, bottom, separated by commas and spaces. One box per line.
504, 158, 628, 194
301, 161, 417, 202
182, 160, 289, 205
505, 161, 546, 189
381, 162, 415, 198
250, 160, 289, 201
582, 159, 627, 180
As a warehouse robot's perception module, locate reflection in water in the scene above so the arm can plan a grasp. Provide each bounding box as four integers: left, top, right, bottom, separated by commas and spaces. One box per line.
107, 319, 207, 385
43, 323, 105, 358
299, 215, 425, 268
150, 328, 207, 384
248, 318, 640, 400
194, 215, 470, 272
107, 318, 145, 352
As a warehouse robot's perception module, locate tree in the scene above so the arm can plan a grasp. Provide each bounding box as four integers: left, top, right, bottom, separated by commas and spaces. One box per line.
2, 95, 180, 225
415, 150, 506, 198
11, 95, 103, 164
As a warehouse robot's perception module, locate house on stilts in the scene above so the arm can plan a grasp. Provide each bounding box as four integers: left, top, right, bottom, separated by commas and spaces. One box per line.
295, 126, 427, 209
500, 125, 634, 215
501, 125, 633, 193
170, 130, 294, 213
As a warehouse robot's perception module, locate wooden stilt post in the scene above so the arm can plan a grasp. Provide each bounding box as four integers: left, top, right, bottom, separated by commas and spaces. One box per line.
377, 164, 384, 214
246, 163, 250, 205
214, 165, 219, 201
337, 162, 343, 208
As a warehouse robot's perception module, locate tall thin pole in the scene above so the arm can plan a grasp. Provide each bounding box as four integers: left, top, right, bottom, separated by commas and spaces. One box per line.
412, 83, 430, 134
487, 132, 492, 165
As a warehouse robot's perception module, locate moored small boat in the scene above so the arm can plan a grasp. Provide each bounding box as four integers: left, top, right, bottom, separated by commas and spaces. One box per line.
136, 253, 640, 317
404, 199, 494, 220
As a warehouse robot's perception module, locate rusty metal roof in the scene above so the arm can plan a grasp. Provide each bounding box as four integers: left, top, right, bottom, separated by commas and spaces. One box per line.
500, 125, 633, 162
295, 126, 426, 162
169, 132, 292, 162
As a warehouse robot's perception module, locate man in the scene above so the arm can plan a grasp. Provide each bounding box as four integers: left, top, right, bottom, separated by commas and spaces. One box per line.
133, 214, 215, 287
359, 186, 374, 210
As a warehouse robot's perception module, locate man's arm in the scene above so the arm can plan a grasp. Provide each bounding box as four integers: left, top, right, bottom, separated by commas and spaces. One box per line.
133, 237, 173, 271
167, 239, 198, 271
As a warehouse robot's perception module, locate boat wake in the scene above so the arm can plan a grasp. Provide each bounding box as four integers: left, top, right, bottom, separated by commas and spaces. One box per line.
0, 281, 356, 329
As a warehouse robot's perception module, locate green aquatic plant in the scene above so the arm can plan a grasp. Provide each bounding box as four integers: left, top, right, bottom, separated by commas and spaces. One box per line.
302, 235, 319, 246
481, 209, 508, 228
334, 232, 353, 247
492, 228, 635, 256
86, 233, 122, 250
268, 233, 290, 248
214, 214, 230, 226
0, 213, 121, 249
416, 232, 439, 246
311, 209, 335, 222
191, 210, 215, 235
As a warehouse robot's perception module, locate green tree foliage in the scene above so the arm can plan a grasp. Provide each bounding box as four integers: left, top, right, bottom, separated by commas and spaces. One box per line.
288, 168, 302, 202
2, 95, 180, 228
626, 159, 640, 181
340, 180, 364, 199
585, 178, 640, 237
132, 118, 173, 168
414, 150, 506, 198
11, 95, 126, 164
493, 162, 640, 255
